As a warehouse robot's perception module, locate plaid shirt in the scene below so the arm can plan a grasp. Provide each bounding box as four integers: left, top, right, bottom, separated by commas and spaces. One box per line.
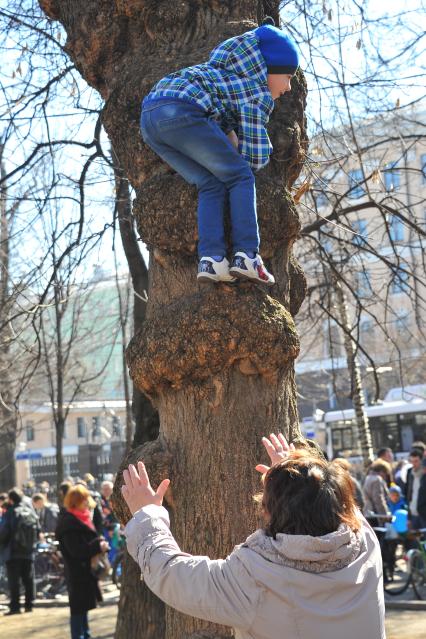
145, 31, 274, 170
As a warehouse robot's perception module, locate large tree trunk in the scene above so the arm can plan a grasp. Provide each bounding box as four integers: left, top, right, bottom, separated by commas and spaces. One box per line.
39, 2, 308, 637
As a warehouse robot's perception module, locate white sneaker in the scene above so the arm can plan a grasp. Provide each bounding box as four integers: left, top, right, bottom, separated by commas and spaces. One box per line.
229, 252, 275, 286
197, 257, 236, 283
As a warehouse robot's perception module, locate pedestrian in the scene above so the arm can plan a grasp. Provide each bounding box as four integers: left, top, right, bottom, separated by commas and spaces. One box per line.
331, 457, 365, 511
376, 447, 394, 465
387, 485, 407, 515
55, 484, 109, 639
394, 458, 409, 492
0, 487, 40, 615
75, 478, 103, 535
32, 493, 59, 534
141, 17, 300, 285
405, 448, 424, 529
121, 434, 384, 639
100, 481, 119, 563
363, 460, 391, 524
416, 458, 426, 528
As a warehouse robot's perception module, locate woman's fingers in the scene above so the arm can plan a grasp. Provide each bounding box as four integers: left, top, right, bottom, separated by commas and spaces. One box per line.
269, 433, 283, 451
122, 468, 132, 489
137, 461, 150, 487
128, 463, 141, 487
255, 464, 270, 474
261, 436, 277, 461
156, 479, 170, 501
277, 433, 290, 450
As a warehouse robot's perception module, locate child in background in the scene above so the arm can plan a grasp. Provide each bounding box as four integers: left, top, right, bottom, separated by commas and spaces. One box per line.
141, 17, 299, 285
387, 484, 407, 515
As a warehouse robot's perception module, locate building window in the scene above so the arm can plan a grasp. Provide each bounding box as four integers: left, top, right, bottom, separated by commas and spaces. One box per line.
26, 421, 34, 442
392, 269, 410, 294
352, 219, 367, 246
91, 416, 101, 440
384, 162, 400, 192
313, 179, 328, 208
395, 310, 410, 333
389, 215, 404, 242
77, 417, 86, 439
323, 320, 344, 359
348, 169, 365, 199
355, 270, 371, 297
112, 416, 122, 438
360, 318, 374, 335
421, 154, 426, 184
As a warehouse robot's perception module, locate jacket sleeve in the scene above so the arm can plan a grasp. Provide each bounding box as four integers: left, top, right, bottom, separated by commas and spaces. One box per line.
0, 510, 12, 546
124, 505, 260, 630
238, 101, 272, 171
417, 475, 426, 520
371, 477, 390, 516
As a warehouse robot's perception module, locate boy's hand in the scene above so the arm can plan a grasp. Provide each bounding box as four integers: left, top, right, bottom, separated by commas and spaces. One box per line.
121, 461, 170, 515
227, 130, 239, 150
255, 433, 295, 474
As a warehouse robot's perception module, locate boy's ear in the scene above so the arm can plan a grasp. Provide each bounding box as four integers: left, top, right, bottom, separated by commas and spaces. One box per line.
261, 16, 275, 27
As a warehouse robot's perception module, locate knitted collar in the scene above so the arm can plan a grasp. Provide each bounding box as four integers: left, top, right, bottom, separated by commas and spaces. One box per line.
243, 523, 364, 574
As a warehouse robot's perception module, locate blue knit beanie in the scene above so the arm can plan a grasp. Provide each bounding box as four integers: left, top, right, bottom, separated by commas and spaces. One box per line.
255, 17, 299, 75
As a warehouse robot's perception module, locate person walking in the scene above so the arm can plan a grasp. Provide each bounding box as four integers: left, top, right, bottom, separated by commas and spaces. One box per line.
121, 434, 385, 639
405, 448, 425, 529
55, 484, 109, 639
363, 460, 391, 523
32, 493, 59, 534
416, 458, 426, 528
0, 488, 40, 615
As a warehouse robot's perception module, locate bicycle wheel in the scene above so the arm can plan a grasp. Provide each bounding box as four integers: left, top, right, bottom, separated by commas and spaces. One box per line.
411, 550, 426, 600
384, 543, 411, 595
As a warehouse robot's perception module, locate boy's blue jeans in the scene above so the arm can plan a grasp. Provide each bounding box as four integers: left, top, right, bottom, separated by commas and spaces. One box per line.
140, 98, 259, 258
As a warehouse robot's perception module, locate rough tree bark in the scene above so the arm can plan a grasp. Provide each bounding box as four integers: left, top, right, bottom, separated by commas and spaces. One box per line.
39, 2, 308, 637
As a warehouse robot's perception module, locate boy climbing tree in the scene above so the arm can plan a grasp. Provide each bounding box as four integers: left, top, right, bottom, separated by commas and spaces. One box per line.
141, 17, 300, 285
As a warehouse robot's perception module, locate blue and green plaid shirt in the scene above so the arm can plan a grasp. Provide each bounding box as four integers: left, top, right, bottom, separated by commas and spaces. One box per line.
144, 31, 275, 170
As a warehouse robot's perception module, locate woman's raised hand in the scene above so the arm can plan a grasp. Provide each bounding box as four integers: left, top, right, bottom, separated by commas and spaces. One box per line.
122, 461, 170, 515
255, 433, 295, 474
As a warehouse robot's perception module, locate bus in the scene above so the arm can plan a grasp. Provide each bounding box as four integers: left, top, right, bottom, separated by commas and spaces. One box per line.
324, 385, 426, 459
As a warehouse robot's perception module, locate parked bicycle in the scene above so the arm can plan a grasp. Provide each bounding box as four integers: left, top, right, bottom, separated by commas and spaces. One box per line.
370, 516, 426, 599
34, 534, 67, 598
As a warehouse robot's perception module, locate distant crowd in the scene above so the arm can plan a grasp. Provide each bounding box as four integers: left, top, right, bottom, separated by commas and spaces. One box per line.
0, 473, 121, 624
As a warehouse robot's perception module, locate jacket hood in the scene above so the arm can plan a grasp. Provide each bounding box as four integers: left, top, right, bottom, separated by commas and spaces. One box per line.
208, 31, 268, 86
240, 522, 365, 575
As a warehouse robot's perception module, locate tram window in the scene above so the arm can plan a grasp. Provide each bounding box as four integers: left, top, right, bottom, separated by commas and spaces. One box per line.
343, 429, 352, 449
332, 430, 342, 450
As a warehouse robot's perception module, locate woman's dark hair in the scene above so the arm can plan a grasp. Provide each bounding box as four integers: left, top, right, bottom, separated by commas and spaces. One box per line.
260, 450, 360, 538
8, 487, 23, 505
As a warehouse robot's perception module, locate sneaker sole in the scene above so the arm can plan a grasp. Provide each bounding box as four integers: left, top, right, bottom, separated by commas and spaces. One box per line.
197, 274, 236, 284
229, 269, 275, 287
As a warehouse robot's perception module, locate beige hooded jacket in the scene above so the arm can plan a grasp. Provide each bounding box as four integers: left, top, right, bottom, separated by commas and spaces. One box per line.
125, 504, 385, 639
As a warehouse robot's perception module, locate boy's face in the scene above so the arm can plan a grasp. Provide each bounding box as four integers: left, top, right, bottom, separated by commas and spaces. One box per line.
389, 491, 400, 503
267, 74, 293, 100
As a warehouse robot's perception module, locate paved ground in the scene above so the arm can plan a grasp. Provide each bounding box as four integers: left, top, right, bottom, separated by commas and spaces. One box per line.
1, 599, 425, 638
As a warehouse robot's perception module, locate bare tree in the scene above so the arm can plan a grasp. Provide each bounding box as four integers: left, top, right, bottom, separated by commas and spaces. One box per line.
37, 2, 307, 638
